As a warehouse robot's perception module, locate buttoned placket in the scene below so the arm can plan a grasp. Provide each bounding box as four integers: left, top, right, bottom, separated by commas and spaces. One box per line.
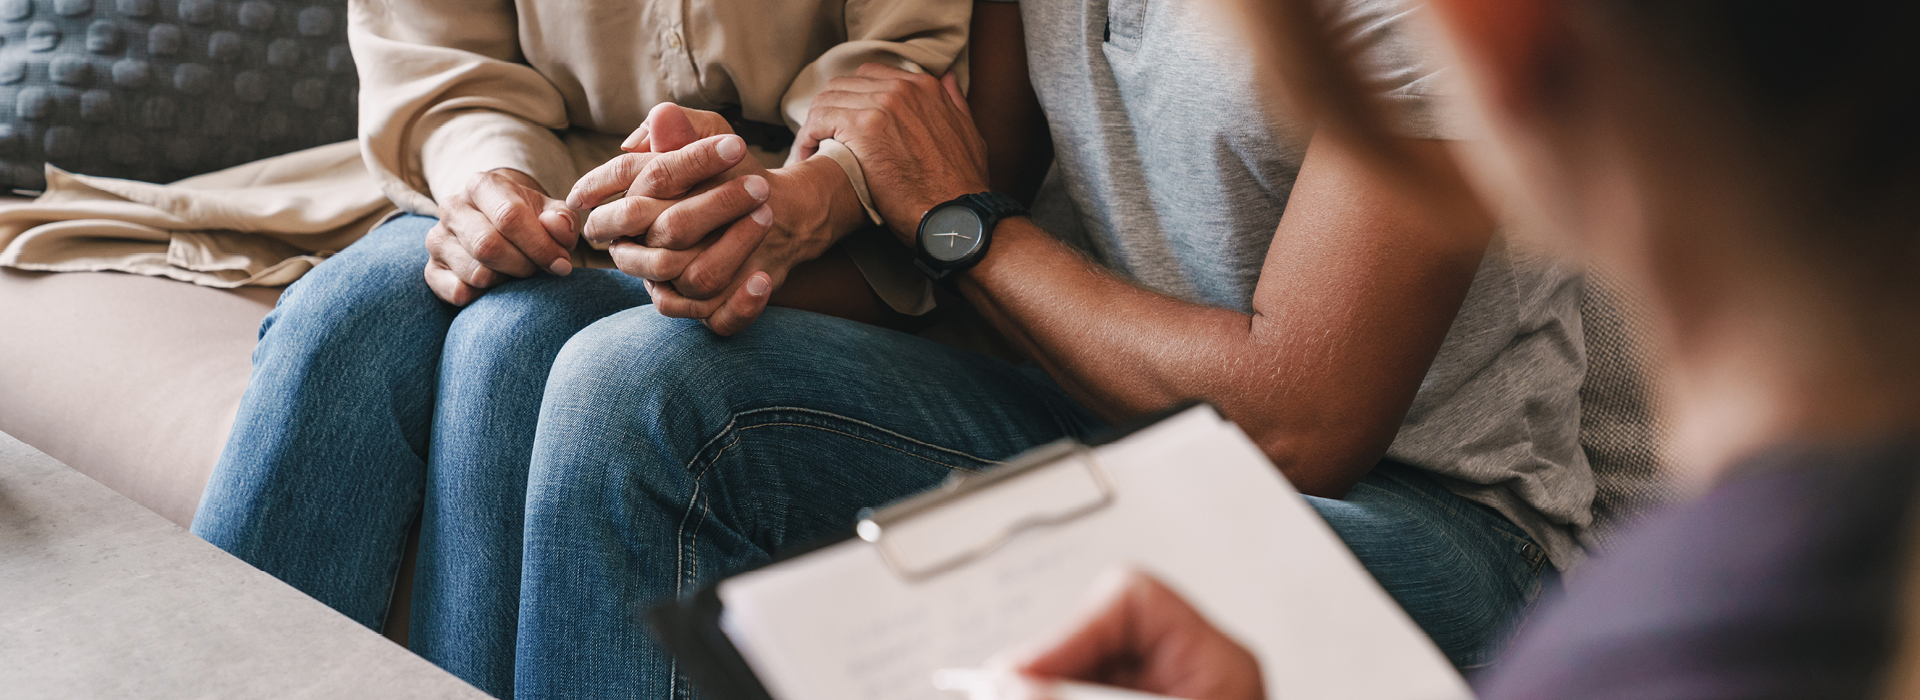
654, 0, 697, 102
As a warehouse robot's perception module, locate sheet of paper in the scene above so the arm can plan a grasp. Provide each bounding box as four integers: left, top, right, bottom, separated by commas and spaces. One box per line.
719, 406, 1472, 700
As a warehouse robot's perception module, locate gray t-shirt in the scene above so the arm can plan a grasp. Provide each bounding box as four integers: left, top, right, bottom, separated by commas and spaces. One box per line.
1008, 0, 1594, 568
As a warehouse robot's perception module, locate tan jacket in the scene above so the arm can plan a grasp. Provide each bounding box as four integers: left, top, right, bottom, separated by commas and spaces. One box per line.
0, 0, 967, 303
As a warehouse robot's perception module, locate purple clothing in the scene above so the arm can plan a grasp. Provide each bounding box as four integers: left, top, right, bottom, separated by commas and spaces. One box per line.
1477, 442, 1918, 699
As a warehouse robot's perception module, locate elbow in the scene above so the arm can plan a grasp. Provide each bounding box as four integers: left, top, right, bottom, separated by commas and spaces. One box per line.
1245, 422, 1386, 500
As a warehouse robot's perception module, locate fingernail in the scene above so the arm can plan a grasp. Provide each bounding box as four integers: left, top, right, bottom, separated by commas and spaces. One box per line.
743, 175, 769, 201
621, 126, 649, 152
548, 258, 572, 276
716, 135, 745, 161
745, 275, 770, 297
750, 203, 772, 226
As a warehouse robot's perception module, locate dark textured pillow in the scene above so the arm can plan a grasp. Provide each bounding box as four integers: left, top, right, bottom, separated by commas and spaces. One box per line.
1579, 266, 1689, 549
0, 0, 355, 192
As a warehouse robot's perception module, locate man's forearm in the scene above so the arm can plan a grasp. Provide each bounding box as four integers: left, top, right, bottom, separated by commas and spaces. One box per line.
955, 213, 1484, 499
956, 219, 1257, 424
794, 68, 1488, 496
954, 218, 1416, 498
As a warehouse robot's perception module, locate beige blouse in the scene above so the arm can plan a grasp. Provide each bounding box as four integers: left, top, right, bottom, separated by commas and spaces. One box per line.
354, 0, 970, 222
0, 0, 965, 300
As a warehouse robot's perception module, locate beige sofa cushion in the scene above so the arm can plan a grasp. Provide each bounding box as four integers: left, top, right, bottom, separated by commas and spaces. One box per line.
0, 257, 1684, 569
0, 269, 278, 527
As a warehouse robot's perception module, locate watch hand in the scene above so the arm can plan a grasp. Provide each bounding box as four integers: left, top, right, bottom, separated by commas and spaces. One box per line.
931, 232, 976, 241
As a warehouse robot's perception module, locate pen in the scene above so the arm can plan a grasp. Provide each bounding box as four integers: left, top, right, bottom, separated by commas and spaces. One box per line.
933, 668, 1186, 700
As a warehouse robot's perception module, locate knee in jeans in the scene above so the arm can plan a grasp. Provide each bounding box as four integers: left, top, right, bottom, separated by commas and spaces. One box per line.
546, 306, 720, 407
258, 222, 445, 368
442, 288, 551, 364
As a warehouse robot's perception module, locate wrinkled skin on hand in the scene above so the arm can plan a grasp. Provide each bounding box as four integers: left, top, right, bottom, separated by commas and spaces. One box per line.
571, 102, 866, 335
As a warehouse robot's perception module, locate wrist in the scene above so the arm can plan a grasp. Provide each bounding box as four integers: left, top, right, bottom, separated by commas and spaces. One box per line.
485, 167, 547, 196
961, 214, 1035, 286
789, 155, 869, 239
765, 158, 864, 262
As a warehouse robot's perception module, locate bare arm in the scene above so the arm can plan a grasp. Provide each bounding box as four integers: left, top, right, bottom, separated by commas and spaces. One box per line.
803, 68, 1492, 497
965, 136, 1489, 496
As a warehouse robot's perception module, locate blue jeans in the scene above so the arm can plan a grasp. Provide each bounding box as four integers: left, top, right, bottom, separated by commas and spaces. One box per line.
516, 306, 1552, 699
191, 215, 652, 698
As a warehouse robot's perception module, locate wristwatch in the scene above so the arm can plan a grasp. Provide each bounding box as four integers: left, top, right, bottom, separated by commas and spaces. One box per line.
913, 191, 1027, 282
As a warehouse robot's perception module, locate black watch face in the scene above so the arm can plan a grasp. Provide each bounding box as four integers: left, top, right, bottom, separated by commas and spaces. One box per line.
920, 205, 987, 263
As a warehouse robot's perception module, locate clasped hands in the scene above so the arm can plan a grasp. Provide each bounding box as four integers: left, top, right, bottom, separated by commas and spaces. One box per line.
426, 63, 995, 334
425, 102, 864, 335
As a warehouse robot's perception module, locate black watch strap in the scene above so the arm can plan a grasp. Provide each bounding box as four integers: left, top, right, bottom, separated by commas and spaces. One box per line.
968, 191, 1026, 224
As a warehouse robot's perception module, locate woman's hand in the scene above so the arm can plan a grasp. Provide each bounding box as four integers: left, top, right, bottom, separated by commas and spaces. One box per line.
569, 103, 868, 335
424, 168, 577, 306
995, 569, 1266, 700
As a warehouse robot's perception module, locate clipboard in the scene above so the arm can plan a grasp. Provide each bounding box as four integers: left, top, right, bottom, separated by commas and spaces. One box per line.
649, 403, 1472, 700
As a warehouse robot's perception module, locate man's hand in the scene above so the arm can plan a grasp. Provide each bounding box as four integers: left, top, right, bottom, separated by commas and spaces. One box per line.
570, 102, 867, 335
425, 168, 577, 306
994, 569, 1265, 700
798, 64, 989, 244
572, 129, 774, 302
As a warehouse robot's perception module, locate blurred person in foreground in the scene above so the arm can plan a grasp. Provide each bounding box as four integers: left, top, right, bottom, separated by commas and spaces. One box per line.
975, 0, 1920, 697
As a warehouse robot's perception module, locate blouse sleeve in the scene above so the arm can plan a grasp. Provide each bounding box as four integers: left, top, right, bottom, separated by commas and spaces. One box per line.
778, 0, 972, 225
349, 0, 578, 215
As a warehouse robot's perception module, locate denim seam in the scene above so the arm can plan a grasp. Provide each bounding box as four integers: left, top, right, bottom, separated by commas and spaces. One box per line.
1380, 467, 1537, 548
1363, 470, 1544, 669
677, 424, 743, 595
673, 406, 1000, 605
668, 425, 739, 700
738, 422, 987, 474
730, 406, 1007, 466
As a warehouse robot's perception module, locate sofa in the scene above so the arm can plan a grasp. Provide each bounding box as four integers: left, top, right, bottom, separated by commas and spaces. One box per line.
0, 243, 1686, 647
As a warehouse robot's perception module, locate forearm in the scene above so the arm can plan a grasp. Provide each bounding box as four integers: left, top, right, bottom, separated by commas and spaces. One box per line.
768, 154, 871, 255
958, 221, 1262, 422
793, 69, 1488, 495
958, 220, 1472, 498
761, 153, 910, 324
352, 0, 571, 215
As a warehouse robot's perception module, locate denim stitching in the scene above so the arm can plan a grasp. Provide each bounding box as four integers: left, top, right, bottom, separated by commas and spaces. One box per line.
676, 427, 740, 595
731, 406, 1007, 466
674, 406, 1003, 598
672, 405, 1006, 623
686, 433, 740, 587
1362, 468, 1546, 669
738, 422, 986, 473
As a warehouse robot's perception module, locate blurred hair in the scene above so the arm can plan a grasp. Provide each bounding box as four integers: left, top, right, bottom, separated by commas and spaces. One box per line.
1234, 0, 1920, 226
1224, 0, 1920, 693
1233, 0, 1920, 302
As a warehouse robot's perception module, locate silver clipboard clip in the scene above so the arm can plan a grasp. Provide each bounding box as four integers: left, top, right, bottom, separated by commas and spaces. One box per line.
855, 439, 1116, 583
